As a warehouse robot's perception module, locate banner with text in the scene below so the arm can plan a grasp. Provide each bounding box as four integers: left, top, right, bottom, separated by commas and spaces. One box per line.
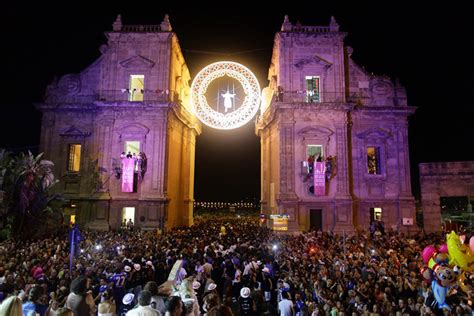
122, 158, 135, 192
314, 162, 326, 196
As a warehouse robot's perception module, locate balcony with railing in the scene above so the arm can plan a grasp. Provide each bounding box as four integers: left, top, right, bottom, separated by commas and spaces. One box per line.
98, 89, 177, 102
290, 25, 331, 33
120, 25, 162, 33
274, 90, 347, 104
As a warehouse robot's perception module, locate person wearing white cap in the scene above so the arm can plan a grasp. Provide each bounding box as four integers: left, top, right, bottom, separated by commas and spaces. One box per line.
238, 287, 256, 315
121, 293, 135, 315
125, 290, 159, 316
176, 277, 200, 316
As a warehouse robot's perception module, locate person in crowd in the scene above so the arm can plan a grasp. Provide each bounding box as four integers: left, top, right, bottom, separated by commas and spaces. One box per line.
164, 296, 183, 316
0, 295, 23, 316
125, 290, 159, 316
278, 290, 294, 316
2, 214, 474, 315
65, 276, 91, 316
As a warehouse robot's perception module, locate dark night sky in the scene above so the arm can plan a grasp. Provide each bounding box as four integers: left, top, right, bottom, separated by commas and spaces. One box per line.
1, 3, 473, 201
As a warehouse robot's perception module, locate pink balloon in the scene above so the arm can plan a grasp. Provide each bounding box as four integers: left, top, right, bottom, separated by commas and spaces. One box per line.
469, 237, 474, 254
422, 245, 437, 264
439, 244, 448, 253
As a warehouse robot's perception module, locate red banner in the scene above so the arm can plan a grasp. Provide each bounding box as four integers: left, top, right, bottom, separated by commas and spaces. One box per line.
314, 162, 326, 196
121, 158, 135, 192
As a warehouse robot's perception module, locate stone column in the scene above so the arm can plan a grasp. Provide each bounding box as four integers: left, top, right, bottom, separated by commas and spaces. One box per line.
333, 113, 353, 233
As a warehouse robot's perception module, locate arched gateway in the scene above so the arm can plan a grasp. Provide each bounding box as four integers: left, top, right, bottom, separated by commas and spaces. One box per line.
37, 14, 417, 233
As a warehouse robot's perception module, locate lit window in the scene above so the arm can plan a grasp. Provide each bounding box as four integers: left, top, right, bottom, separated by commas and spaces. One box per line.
307, 145, 323, 159
68, 144, 81, 172
306, 145, 323, 174
124, 141, 140, 156
305, 76, 320, 103
129, 75, 144, 101
367, 146, 381, 174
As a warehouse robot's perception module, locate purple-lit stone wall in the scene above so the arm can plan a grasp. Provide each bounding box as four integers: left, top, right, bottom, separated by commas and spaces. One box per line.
258, 16, 417, 233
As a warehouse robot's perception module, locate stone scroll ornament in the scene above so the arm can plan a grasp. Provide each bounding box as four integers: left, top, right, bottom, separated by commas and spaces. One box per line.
58, 74, 81, 95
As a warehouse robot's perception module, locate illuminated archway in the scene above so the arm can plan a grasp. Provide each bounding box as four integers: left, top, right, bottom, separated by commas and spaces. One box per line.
191, 61, 261, 130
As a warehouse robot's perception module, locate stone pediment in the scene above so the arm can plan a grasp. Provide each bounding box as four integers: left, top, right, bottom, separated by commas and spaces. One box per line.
59, 126, 91, 138
356, 127, 391, 140
294, 55, 332, 69
119, 55, 155, 68
116, 123, 150, 137
298, 126, 334, 140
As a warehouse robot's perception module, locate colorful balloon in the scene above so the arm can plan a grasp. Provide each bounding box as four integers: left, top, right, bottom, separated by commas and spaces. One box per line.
470, 236, 474, 254
439, 244, 448, 253
432, 280, 451, 311
422, 245, 437, 264
447, 231, 474, 272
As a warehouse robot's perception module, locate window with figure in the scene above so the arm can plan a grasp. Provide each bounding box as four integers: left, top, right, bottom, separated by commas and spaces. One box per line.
129, 75, 144, 101
307, 145, 323, 174
68, 144, 81, 172
367, 146, 381, 175
305, 76, 320, 103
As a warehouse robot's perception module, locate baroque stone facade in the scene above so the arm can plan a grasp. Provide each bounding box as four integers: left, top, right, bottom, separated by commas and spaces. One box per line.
37, 15, 201, 231
420, 162, 474, 233
257, 16, 417, 233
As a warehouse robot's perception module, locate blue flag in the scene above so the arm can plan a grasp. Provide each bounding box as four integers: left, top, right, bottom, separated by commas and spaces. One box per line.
69, 224, 82, 272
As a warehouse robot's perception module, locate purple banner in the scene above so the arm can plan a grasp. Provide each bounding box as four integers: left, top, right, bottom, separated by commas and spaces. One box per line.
121, 158, 135, 192
314, 162, 326, 196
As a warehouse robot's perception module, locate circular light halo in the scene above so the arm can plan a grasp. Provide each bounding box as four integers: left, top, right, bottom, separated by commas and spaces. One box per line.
191, 61, 261, 130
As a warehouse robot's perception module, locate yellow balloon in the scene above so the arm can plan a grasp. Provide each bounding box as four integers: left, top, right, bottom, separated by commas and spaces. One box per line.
447, 231, 474, 273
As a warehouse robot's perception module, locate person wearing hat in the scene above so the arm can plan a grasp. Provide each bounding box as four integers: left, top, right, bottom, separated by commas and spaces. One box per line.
125, 290, 159, 316
205, 283, 218, 296
238, 287, 256, 316
121, 293, 135, 315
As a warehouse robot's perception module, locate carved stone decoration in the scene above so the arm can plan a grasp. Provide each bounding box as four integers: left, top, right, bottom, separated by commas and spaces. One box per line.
297, 126, 334, 144
119, 55, 155, 68
58, 74, 81, 95
356, 127, 392, 141
370, 77, 394, 106
294, 55, 332, 69
99, 44, 108, 54
115, 123, 150, 138
59, 125, 91, 138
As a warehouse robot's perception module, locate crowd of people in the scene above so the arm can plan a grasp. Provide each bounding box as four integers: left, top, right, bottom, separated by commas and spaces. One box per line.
0, 216, 473, 315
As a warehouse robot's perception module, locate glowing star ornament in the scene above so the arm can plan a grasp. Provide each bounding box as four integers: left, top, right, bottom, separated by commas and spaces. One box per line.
191, 61, 261, 130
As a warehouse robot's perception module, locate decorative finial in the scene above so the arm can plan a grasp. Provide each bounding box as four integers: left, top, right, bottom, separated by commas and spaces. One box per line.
161, 14, 172, 32
281, 15, 292, 32
113, 14, 122, 31
329, 16, 339, 32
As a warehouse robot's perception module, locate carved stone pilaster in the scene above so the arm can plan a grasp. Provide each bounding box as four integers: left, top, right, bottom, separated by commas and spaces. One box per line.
279, 122, 297, 200
335, 123, 350, 197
